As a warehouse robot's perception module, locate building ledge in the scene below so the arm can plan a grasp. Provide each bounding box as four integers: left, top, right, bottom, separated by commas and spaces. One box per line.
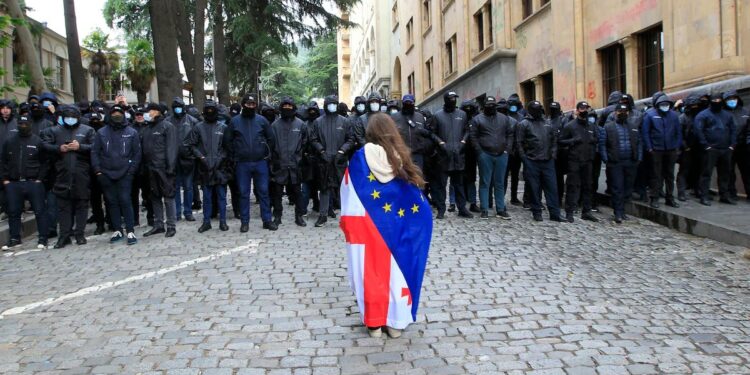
514, 2, 551, 32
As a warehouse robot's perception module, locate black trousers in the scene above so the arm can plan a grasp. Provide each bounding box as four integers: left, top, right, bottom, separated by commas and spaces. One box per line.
591, 153, 603, 206
565, 160, 593, 214
435, 170, 467, 214
607, 159, 637, 218
463, 149, 478, 205
677, 148, 701, 196
700, 148, 732, 199
649, 150, 679, 200
271, 182, 304, 218
131, 172, 153, 226
90, 173, 106, 227
58, 197, 89, 239
505, 154, 522, 201
555, 151, 567, 203
729, 146, 750, 198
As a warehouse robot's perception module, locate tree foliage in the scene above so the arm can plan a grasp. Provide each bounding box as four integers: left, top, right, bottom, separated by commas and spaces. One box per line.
83, 28, 120, 101
103, 0, 151, 40
304, 31, 338, 98
124, 38, 156, 104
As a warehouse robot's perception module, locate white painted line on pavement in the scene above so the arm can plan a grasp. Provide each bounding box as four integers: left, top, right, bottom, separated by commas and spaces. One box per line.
0, 239, 261, 319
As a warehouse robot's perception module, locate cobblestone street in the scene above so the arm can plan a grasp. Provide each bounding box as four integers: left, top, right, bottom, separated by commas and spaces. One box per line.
1, 203, 749, 375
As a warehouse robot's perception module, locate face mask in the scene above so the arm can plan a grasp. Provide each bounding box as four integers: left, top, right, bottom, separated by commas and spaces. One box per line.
143, 113, 153, 122
326, 103, 338, 113
280, 108, 295, 119
726, 99, 738, 109
484, 106, 497, 116
679, 107, 685, 113
528, 107, 543, 119
174, 107, 183, 115
125, 112, 132, 120
110, 114, 124, 125
389, 109, 398, 114
710, 101, 723, 112
578, 111, 589, 119
42, 101, 52, 108
204, 110, 218, 122
444, 98, 457, 110
63, 117, 78, 126
241, 106, 255, 117
369, 103, 380, 112
616, 113, 628, 122
402, 103, 415, 115
658, 104, 671, 112
587, 116, 596, 124
509, 105, 518, 113
356, 104, 365, 113
18, 124, 32, 136
380, 106, 387, 113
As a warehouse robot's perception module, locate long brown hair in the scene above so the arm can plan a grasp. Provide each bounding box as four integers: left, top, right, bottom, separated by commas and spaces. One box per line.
365, 113, 426, 188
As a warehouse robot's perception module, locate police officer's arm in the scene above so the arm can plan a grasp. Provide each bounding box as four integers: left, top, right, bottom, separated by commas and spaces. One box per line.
90, 131, 103, 174
728, 114, 737, 150
598, 127, 608, 163
1, 139, 9, 182
40, 127, 61, 154
505, 117, 515, 154
460, 118, 470, 145
468, 117, 482, 155
309, 119, 325, 155
641, 113, 654, 152
223, 121, 235, 161
165, 123, 179, 175
694, 113, 710, 149
558, 122, 577, 146
76, 127, 95, 154
37, 138, 50, 182
550, 124, 559, 160
186, 126, 205, 160
339, 118, 355, 155
515, 122, 527, 159
129, 129, 142, 176
261, 118, 276, 155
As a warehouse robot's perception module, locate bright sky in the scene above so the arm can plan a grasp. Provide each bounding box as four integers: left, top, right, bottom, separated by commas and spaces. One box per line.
25, 0, 125, 47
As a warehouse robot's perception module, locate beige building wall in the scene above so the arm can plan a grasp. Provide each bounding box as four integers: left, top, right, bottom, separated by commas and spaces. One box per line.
341, 0, 750, 112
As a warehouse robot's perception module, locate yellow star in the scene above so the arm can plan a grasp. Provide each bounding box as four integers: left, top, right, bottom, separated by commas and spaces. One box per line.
411, 204, 420, 214
367, 173, 376, 182
398, 208, 405, 217
383, 202, 392, 213
371, 190, 381, 199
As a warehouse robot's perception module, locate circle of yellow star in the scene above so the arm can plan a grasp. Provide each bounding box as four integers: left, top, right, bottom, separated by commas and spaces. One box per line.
383, 202, 392, 213
398, 208, 405, 217
371, 190, 381, 199
411, 204, 420, 214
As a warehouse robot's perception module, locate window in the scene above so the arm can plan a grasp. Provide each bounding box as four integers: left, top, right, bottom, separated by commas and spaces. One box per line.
445, 34, 457, 76
639, 25, 664, 99
54, 57, 65, 90
541, 0, 550, 6
601, 43, 626, 102
392, 2, 399, 29
473, 2, 492, 54
422, 0, 431, 31
407, 72, 415, 95
521, 80, 536, 104
406, 17, 414, 50
424, 58, 433, 91
541, 71, 554, 113
522, 0, 533, 19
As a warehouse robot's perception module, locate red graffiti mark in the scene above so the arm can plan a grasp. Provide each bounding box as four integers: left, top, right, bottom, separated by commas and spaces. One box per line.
587, 81, 596, 100
589, 0, 658, 46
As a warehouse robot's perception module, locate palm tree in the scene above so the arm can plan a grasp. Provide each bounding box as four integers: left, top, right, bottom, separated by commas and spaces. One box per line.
124, 39, 155, 104
83, 28, 119, 101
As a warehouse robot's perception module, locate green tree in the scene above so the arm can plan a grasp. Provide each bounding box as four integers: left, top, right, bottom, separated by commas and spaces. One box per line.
4, 0, 47, 95
259, 55, 311, 104
124, 38, 156, 104
83, 28, 119, 101
103, 0, 150, 39
304, 31, 338, 98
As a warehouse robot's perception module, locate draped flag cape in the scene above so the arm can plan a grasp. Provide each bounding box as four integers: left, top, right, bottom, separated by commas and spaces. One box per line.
339, 149, 433, 329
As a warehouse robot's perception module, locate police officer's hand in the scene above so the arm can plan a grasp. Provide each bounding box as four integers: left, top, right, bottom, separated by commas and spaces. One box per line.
3, 180, 8, 185
69, 140, 80, 151
47, 104, 55, 114
60, 144, 70, 153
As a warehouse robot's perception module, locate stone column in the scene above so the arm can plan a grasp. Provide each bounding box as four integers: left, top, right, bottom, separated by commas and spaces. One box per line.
619, 36, 639, 99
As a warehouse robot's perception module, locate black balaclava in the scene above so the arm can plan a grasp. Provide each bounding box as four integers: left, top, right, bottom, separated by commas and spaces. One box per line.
337, 102, 349, 117
280, 97, 296, 119
230, 103, 241, 118
17, 116, 32, 137
497, 98, 509, 115
241, 95, 257, 117
308, 101, 321, 120
527, 101, 544, 119
261, 103, 276, 123
709, 94, 724, 112
109, 105, 127, 130
30, 102, 45, 120
401, 96, 415, 116
482, 97, 497, 116
460, 99, 477, 120
615, 104, 629, 123
443, 91, 458, 112
699, 94, 710, 111
549, 102, 561, 118
203, 100, 219, 122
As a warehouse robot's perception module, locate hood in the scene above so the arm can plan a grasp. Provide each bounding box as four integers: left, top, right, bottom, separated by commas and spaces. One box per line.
39, 92, 58, 104
260, 102, 273, 113
354, 96, 366, 105
607, 91, 623, 105
683, 93, 701, 107
654, 94, 673, 107
508, 93, 523, 107
324, 95, 339, 106
723, 90, 744, 107
280, 96, 296, 108
367, 93, 382, 102
172, 97, 186, 108
651, 91, 665, 107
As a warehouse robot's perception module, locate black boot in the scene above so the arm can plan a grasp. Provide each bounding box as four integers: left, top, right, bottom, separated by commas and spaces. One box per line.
143, 227, 165, 237
219, 222, 229, 231
315, 215, 327, 227
165, 228, 176, 237
75, 235, 87, 245
54, 236, 71, 249
263, 221, 278, 231
240, 223, 249, 232
649, 198, 660, 208
94, 225, 105, 235
198, 222, 212, 233
295, 215, 307, 227
273, 215, 282, 226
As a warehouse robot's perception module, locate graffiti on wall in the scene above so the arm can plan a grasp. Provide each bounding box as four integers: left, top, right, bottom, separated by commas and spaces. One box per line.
589, 0, 658, 47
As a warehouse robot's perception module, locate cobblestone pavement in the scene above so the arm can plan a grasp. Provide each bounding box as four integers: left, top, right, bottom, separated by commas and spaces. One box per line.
1, 202, 749, 375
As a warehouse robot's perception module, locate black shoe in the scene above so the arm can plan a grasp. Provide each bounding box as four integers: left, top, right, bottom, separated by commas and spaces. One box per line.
234, 211, 241, 220
581, 212, 599, 222
700, 198, 712, 206
54, 236, 71, 249
533, 213, 543, 222
677, 193, 687, 202
523, 202, 531, 210
37, 239, 48, 248
143, 227, 165, 237
510, 198, 521, 206
48, 230, 58, 239
219, 222, 229, 231
565, 213, 575, 223
665, 200, 680, 208
295, 215, 307, 227
719, 198, 737, 205
550, 216, 566, 223
198, 222, 212, 233
2, 238, 21, 251
480, 210, 489, 219
328, 210, 337, 219
240, 223, 249, 233
649, 198, 660, 209
436, 212, 445, 220
273, 215, 282, 226
614, 215, 623, 224
263, 221, 279, 231
75, 235, 87, 245
165, 228, 176, 237
496, 211, 511, 220
622, 214, 630, 221
590, 206, 600, 213
184, 215, 196, 222
94, 225, 105, 235
469, 204, 481, 213
447, 204, 456, 212
458, 210, 473, 219
315, 216, 327, 227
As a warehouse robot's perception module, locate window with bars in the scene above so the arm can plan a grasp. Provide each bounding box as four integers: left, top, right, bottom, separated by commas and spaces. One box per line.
601, 43, 626, 103
407, 72, 416, 95
639, 25, 664, 99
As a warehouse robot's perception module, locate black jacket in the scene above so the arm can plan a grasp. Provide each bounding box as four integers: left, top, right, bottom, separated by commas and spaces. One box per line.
91, 125, 142, 180
141, 116, 178, 174
167, 113, 199, 170
270, 116, 309, 185
432, 108, 469, 171
516, 116, 557, 161
468, 112, 514, 156
392, 111, 436, 155
226, 113, 274, 162
187, 120, 231, 186
310, 113, 355, 188
600, 119, 642, 163
0, 115, 18, 157
41, 123, 96, 199
30, 116, 53, 136
559, 118, 598, 162
1, 133, 48, 182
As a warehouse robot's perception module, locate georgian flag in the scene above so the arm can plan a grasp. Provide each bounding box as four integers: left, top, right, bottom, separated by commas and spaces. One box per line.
340, 149, 433, 329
